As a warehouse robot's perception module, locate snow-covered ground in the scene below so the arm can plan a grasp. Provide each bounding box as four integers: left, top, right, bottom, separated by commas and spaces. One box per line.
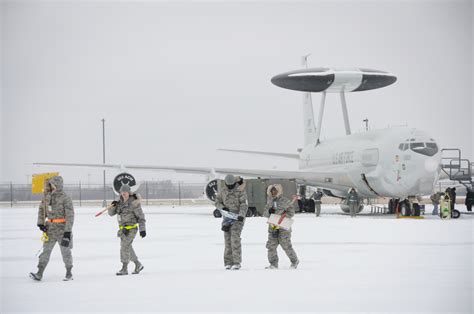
0, 205, 472, 313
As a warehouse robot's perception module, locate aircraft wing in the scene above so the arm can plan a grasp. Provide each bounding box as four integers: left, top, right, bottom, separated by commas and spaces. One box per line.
34, 162, 212, 175
34, 162, 346, 188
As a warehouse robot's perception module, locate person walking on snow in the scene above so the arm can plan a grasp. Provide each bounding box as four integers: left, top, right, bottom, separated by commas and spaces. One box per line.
30, 176, 74, 281
108, 184, 146, 276
215, 174, 248, 270
264, 184, 299, 269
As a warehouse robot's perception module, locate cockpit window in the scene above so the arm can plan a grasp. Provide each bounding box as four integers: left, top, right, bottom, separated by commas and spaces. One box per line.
410, 142, 424, 150
410, 142, 438, 156
398, 143, 409, 151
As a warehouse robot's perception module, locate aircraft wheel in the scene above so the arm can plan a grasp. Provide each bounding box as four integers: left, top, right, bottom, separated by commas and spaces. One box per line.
452, 209, 461, 219
298, 200, 304, 212
213, 209, 222, 218
400, 201, 411, 216
413, 203, 421, 216
388, 199, 399, 214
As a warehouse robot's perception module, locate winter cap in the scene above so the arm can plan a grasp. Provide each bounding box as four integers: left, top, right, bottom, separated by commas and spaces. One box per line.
224, 174, 236, 185
119, 184, 131, 193
267, 184, 283, 197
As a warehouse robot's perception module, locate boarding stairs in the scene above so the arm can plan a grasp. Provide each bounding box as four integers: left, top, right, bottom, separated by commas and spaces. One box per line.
440, 148, 473, 189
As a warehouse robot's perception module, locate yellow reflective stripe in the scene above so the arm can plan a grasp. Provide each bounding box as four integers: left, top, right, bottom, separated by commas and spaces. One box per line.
119, 224, 139, 230
41, 232, 49, 242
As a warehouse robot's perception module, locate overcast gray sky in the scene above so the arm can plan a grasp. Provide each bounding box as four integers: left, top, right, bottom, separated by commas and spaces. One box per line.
1, 0, 473, 185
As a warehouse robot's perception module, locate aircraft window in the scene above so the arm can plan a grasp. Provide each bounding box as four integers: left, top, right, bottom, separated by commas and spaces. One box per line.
398, 143, 404, 150
410, 142, 438, 156
403, 143, 408, 150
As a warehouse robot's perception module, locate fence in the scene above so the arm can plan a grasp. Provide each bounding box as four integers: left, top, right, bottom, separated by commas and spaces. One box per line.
0, 181, 208, 207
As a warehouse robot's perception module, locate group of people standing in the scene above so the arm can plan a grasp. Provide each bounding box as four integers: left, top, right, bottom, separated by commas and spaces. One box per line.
215, 174, 299, 270
430, 186, 474, 215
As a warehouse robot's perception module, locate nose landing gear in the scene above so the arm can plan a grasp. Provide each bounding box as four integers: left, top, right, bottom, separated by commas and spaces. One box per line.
390, 198, 421, 217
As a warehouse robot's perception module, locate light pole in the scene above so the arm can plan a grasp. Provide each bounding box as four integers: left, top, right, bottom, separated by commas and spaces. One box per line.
363, 118, 369, 131
102, 119, 107, 207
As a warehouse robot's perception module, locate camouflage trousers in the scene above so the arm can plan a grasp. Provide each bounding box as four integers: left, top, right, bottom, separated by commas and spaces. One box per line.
349, 202, 358, 217
315, 202, 321, 216
38, 227, 73, 269
266, 228, 298, 267
119, 228, 138, 263
223, 221, 244, 266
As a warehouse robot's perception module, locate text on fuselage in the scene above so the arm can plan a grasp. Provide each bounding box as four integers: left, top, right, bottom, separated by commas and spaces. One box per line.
332, 151, 355, 164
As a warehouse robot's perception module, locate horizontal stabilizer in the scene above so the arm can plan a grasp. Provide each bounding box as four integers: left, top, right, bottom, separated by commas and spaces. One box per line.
218, 148, 300, 159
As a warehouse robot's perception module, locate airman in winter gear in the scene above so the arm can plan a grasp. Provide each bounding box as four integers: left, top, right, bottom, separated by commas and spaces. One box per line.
30, 176, 74, 281
108, 184, 146, 276
263, 184, 299, 269
215, 174, 248, 270
430, 192, 443, 215
312, 189, 323, 217
465, 188, 474, 212
347, 188, 359, 217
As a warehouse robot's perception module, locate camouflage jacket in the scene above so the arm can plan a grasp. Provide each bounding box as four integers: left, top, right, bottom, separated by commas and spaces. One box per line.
430, 193, 441, 205
215, 186, 248, 218
37, 176, 74, 233
312, 191, 323, 202
347, 191, 360, 204
108, 194, 146, 232
264, 195, 296, 218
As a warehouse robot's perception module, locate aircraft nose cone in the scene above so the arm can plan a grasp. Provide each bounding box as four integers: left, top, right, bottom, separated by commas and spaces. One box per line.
424, 158, 439, 173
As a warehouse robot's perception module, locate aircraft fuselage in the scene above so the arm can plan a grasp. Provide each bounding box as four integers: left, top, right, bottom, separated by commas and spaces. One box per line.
298, 127, 441, 199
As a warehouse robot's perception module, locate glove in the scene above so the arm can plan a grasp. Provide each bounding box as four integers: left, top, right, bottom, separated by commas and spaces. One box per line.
222, 207, 230, 212
122, 228, 130, 236
60, 232, 71, 247
221, 224, 231, 232
132, 194, 138, 200
140, 231, 146, 238
111, 200, 118, 206
269, 207, 276, 214
237, 216, 244, 222
37, 224, 47, 232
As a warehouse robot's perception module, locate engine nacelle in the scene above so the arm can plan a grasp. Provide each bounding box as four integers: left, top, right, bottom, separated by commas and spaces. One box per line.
205, 179, 219, 202
113, 172, 138, 195
340, 203, 364, 213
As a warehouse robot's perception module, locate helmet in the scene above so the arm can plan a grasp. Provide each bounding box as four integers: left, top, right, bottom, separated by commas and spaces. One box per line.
224, 174, 236, 185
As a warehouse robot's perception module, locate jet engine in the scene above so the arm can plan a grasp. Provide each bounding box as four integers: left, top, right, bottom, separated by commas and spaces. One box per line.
205, 179, 219, 202
340, 203, 364, 214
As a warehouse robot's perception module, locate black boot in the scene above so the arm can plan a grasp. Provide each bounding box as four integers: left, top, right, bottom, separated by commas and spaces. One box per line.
29, 265, 45, 281
132, 261, 144, 274
116, 263, 128, 276
63, 266, 73, 281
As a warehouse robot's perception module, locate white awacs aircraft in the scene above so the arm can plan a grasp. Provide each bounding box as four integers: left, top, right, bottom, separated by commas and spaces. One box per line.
35, 59, 447, 214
